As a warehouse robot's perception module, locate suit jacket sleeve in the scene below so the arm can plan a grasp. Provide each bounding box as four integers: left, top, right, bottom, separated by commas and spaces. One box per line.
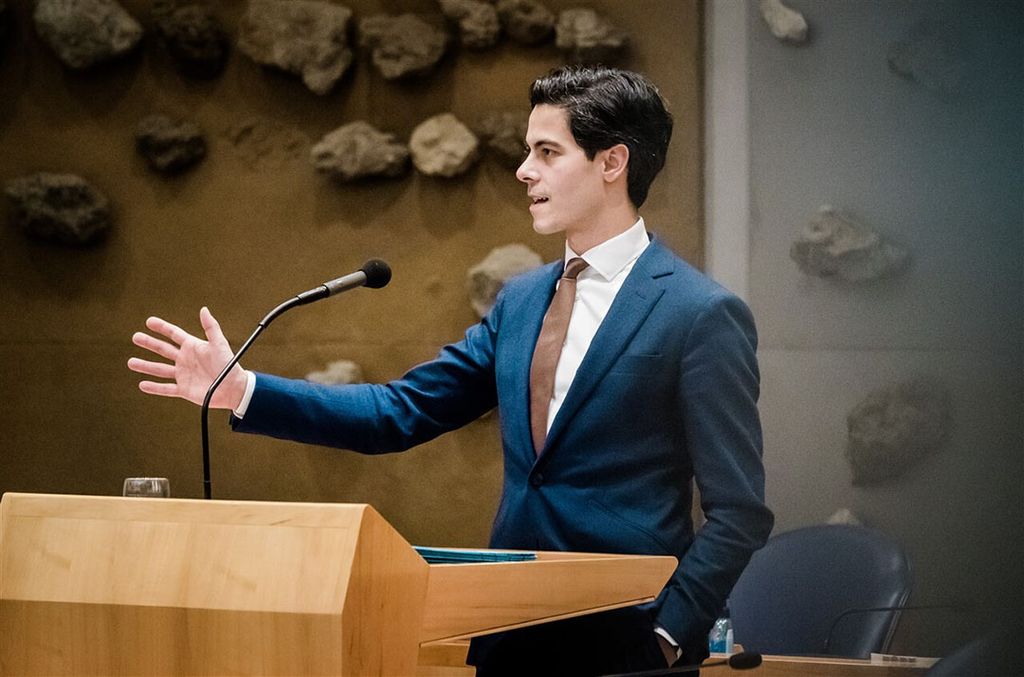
656, 292, 774, 652
230, 292, 504, 453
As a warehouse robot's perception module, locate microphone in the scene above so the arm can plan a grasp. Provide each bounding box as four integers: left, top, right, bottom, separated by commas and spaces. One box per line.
294, 258, 392, 304
823, 602, 972, 654
199, 259, 392, 500
603, 651, 762, 676
723, 653, 764, 670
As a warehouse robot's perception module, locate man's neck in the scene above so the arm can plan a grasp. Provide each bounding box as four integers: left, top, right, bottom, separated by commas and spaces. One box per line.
566, 209, 640, 255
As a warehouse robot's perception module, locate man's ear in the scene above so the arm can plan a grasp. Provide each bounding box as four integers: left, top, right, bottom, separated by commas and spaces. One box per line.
600, 143, 630, 184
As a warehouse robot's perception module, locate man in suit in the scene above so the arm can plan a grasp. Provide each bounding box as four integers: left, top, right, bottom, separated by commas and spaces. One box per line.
129, 65, 773, 674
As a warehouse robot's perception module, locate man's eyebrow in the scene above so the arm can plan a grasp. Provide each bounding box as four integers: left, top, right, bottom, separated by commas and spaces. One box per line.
524, 138, 564, 149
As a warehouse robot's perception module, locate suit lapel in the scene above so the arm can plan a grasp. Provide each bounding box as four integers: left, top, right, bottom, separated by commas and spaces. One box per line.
541, 241, 674, 458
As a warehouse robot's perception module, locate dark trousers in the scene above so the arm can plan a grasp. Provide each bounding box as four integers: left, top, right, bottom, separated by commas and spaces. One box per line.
469, 606, 672, 676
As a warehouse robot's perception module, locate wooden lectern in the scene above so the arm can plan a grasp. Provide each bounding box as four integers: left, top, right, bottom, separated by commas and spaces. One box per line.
0, 493, 676, 676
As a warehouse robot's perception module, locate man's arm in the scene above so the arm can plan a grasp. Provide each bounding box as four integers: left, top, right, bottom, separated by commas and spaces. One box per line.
229, 308, 501, 453
656, 292, 774, 653
129, 295, 504, 455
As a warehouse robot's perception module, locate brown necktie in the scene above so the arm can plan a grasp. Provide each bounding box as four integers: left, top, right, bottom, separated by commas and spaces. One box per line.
529, 257, 589, 455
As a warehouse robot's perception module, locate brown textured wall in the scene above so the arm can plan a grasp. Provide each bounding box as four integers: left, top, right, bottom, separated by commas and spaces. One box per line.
0, 0, 702, 546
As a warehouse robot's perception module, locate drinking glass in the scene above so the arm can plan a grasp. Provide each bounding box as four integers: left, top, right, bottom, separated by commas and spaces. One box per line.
122, 477, 170, 498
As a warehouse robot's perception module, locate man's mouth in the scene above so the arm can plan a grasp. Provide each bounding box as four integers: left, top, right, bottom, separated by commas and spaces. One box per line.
530, 196, 549, 205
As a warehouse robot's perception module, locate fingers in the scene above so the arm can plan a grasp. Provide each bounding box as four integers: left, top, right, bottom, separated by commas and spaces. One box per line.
145, 316, 193, 346
138, 380, 180, 398
199, 306, 227, 346
127, 357, 176, 379
132, 331, 179, 361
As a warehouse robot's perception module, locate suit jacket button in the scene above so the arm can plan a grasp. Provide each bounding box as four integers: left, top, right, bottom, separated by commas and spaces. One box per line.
530, 473, 544, 488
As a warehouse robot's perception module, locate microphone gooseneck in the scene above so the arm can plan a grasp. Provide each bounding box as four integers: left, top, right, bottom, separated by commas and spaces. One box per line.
822, 602, 971, 654
199, 260, 391, 500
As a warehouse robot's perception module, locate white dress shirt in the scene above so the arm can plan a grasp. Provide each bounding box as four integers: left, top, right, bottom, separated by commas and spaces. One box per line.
544, 218, 650, 433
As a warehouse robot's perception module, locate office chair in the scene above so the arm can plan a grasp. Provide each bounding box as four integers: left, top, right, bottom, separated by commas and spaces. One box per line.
728, 524, 912, 658
925, 631, 1019, 677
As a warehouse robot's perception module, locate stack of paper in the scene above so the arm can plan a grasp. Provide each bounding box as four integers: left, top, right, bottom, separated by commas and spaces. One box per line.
413, 546, 537, 564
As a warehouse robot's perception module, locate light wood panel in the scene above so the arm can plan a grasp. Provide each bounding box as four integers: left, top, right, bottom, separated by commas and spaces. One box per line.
421, 550, 677, 642
0, 493, 429, 676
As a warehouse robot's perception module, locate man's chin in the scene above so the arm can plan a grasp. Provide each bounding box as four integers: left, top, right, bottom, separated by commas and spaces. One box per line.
532, 220, 564, 237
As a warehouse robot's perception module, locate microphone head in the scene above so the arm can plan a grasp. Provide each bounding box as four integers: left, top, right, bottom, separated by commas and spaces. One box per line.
361, 259, 392, 289
727, 652, 763, 670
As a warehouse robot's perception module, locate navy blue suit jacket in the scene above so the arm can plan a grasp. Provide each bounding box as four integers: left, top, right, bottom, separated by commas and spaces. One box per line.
233, 239, 773, 656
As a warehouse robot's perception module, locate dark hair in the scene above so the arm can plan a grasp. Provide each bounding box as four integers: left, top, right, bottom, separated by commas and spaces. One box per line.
530, 65, 673, 208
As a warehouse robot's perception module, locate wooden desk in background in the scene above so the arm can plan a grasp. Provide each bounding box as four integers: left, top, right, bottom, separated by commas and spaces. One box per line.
416, 642, 932, 676
723, 654, 930, 677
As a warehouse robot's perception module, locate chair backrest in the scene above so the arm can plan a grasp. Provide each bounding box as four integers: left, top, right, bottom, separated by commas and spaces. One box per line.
925, 630, 1019, 677
728, 524, 911, 658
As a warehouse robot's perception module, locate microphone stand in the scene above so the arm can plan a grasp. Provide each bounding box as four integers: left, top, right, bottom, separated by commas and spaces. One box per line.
822, 603, 971, 654
197, 260, 390, 500
199, 293, 323, 500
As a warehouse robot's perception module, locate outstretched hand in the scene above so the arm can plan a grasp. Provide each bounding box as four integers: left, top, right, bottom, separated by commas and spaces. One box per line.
128, 307, 248, 411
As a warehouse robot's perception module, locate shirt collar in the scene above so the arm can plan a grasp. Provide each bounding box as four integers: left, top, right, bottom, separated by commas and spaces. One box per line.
565, 218, 650, 281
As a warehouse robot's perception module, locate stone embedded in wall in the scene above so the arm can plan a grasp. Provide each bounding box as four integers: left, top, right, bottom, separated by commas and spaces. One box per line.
4, 172, 112, 246
826, 508, 862, 526
758, 0, 808, 44
477, 110, 529, 168
409, 113, 480, 178
888, 23, 966, 96
33, 0, 143, 69
467, 243, 543, 317
846, 379, 952, 486
789, 206, 909, 283
153, 2, 230, 79
439, 0, 500, 50
555, 8, 628, 63
358, 13, 448, 80
306, 359, 364, 385
496, 0, 554, 46
237, 0, 354, 96
311, 121, 410, 181
135, 114, 207, 174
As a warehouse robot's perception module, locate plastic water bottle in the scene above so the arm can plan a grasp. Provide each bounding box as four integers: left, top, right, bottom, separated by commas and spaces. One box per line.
708, 607, 734, 654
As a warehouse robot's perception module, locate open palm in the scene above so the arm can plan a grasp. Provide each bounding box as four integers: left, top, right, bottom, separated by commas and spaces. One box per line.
128, 307, 247, 410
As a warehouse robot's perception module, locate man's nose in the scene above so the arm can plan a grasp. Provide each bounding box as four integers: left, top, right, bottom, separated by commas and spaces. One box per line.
516, 155, 534, 183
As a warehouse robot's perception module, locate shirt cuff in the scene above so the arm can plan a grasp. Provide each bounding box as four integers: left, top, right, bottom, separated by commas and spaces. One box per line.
654, 625, 682, 659
232, 370, 256, 418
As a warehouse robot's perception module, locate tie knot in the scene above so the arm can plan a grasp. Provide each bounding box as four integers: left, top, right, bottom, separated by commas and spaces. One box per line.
563, 257, 588, 280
